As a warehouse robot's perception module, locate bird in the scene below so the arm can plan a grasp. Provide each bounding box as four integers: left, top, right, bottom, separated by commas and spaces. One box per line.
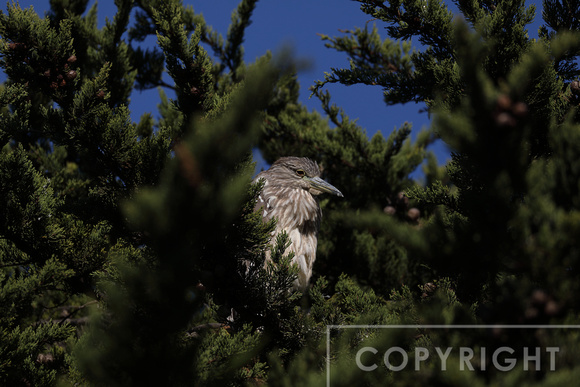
253, 157, 343, 291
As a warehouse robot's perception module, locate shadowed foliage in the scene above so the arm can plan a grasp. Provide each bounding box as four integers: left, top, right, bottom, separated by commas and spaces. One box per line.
1, 0, 580, 385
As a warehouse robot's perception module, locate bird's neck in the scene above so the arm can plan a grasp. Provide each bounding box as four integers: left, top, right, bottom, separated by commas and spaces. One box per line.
267, 186, 321, 230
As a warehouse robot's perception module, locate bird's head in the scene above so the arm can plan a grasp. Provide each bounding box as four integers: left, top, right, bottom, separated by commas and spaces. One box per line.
269, 157, 343, 197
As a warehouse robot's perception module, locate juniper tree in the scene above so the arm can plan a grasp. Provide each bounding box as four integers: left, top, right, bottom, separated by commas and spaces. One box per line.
1, 0, 322, 385
2, 0, 580, 386
283, 0, 580, 385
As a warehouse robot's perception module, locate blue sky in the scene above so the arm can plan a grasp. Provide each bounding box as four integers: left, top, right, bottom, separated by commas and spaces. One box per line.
4, 1, 546, 176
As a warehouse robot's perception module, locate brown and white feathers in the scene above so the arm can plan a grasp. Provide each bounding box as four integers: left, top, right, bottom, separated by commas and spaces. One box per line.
253, 157, 343, 291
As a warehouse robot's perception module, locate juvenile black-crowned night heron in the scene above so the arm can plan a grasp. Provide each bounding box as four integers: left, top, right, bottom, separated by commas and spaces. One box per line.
253, 157, 343, 291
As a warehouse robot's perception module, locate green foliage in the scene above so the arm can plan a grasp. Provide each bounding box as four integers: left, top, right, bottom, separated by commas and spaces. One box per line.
1, 0, 580, 385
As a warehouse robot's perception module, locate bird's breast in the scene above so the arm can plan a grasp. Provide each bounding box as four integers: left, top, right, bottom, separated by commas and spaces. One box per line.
266, 187, 321, 232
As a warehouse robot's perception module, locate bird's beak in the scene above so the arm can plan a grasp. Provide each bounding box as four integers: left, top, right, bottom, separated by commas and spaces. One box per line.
306, 176, 344, 197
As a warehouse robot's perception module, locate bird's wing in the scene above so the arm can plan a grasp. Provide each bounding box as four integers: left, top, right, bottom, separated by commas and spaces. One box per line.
253, 174, 275, 221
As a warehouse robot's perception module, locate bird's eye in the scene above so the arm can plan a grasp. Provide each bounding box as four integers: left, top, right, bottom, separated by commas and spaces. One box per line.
296, 169, 305, 177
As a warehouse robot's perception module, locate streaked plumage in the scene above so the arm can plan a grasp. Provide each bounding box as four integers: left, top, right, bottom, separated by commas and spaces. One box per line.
253, 157, 343, 291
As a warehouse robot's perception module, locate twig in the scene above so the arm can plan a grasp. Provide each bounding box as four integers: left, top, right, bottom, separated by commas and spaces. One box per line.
58, 300, 98, 324
186, 322, 224, 338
